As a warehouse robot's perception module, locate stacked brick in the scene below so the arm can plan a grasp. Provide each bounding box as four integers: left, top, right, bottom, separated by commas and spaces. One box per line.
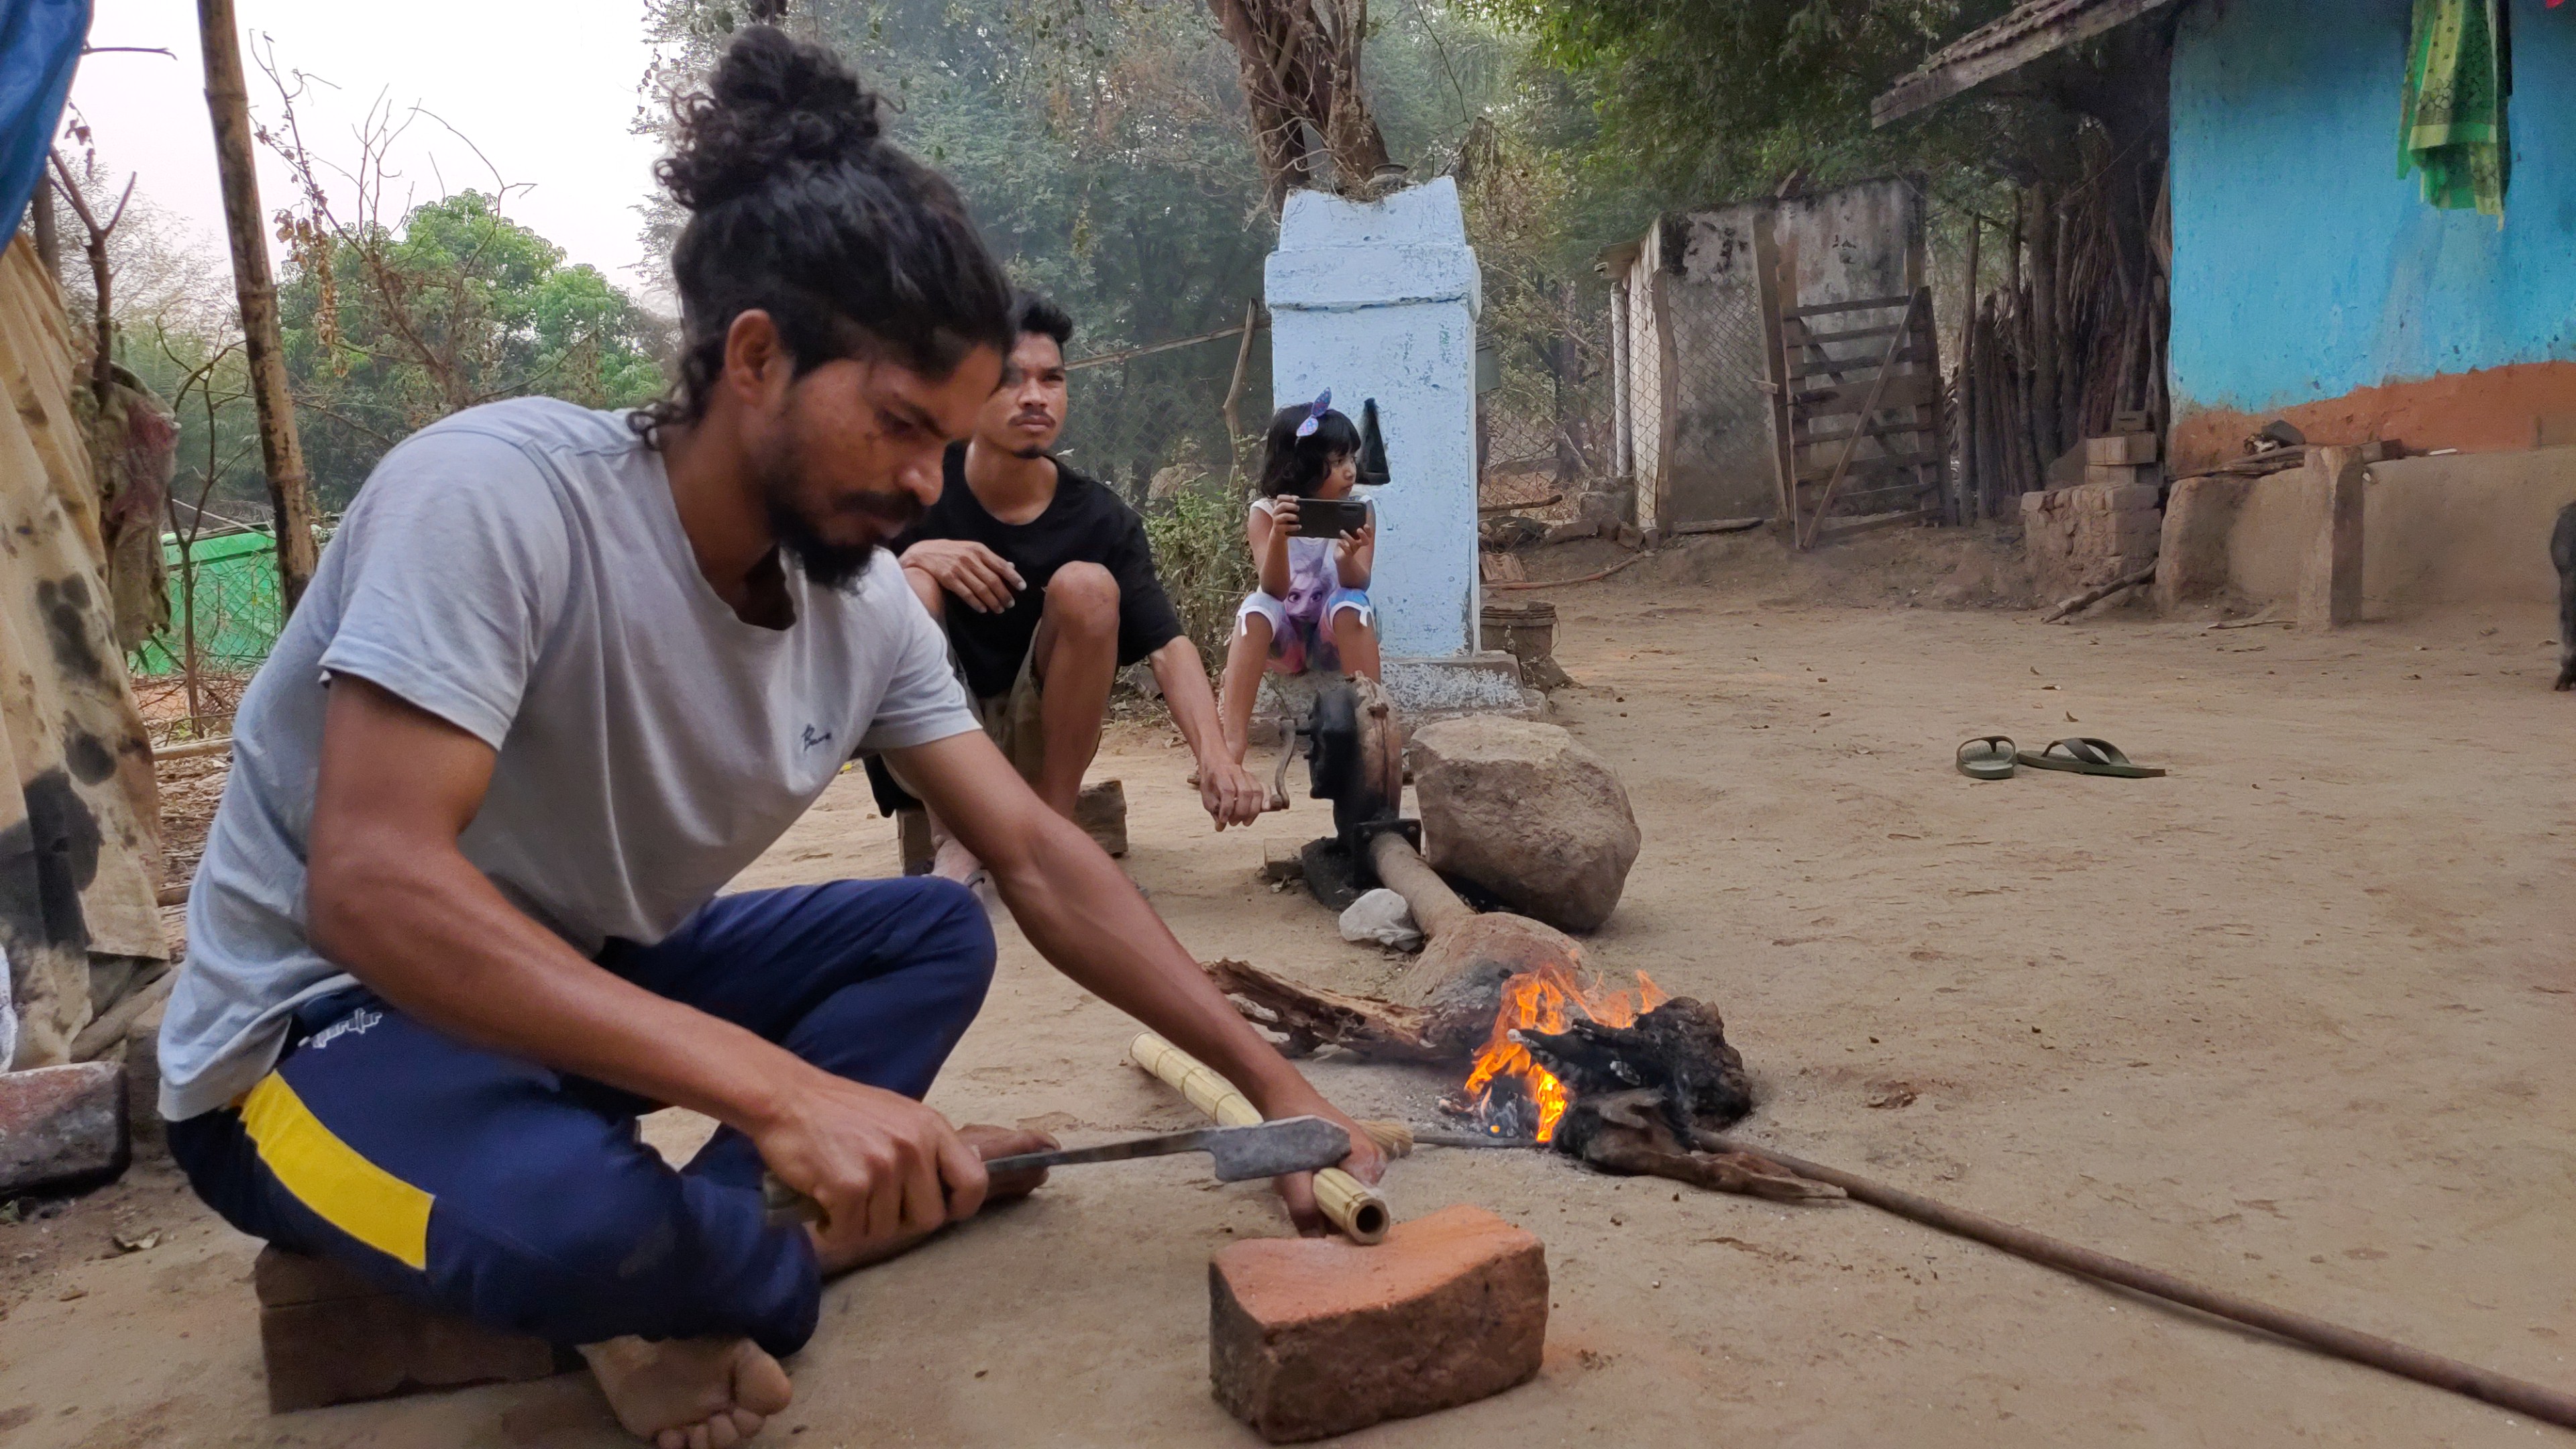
2023, 432, 2164, 602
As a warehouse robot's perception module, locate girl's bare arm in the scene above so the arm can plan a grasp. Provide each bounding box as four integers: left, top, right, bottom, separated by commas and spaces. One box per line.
1336, 511, 1375, 589
1253, 499, 1297, 597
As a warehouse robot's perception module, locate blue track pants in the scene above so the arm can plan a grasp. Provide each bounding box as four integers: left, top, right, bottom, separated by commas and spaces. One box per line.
168, 877, 995, 1355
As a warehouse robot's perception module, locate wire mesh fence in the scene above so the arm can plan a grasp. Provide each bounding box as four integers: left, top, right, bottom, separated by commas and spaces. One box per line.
1477, 278, 1615, 518
1658, 270, 1783, 526
129, 528, 288, 743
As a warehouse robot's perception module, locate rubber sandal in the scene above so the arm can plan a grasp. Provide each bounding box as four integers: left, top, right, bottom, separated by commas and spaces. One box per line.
1956, 736, 2018, 780
2014, 737, 2166, 778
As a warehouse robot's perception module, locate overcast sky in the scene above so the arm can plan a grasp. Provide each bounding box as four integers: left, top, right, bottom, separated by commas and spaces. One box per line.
68, 0, 669, 296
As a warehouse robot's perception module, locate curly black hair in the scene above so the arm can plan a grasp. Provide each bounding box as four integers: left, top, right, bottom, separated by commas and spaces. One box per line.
633, 26, 1015, 440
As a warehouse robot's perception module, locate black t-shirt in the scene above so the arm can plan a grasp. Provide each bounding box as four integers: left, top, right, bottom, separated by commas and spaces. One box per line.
892, 444, 1185, 700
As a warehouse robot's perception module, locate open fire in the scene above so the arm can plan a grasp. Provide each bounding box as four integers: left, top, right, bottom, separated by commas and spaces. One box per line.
1441, 963, 1668, 1142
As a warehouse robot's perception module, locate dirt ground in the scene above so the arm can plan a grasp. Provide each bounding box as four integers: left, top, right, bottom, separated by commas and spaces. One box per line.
4, 535, 2571, 1447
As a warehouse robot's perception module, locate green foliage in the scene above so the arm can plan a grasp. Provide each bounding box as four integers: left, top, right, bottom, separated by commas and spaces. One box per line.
277, 191, 667, 506
641, 0, 1627, 496
1460, 0, 2025, 209
1140, 456, 1256, 674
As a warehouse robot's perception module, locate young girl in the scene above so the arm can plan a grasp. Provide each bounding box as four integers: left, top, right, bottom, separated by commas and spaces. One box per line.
1220, 393, 1383, 763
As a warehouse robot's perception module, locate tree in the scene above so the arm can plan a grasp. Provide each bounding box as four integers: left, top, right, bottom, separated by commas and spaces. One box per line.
270, 190, 667, 506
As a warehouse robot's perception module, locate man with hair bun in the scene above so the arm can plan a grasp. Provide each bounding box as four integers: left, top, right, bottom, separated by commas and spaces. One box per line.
152, 25, 1380, 1447
869, 290, 1268, 885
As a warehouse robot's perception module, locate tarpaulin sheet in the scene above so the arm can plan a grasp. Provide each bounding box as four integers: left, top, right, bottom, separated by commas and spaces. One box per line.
0, 0, 91, 242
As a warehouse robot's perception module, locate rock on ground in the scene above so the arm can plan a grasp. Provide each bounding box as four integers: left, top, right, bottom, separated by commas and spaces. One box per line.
1336, 889, 1422, 951
1208, 1203, 1547, 1442
0, 1061, 129, 1193
1410, 716, 1641, 931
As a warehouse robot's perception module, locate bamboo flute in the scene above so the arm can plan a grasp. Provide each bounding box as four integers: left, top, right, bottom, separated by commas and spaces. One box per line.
1129, 1032, 1391, 1244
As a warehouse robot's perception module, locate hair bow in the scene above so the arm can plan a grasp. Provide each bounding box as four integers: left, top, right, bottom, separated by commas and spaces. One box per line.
1293, 388, 1332, 439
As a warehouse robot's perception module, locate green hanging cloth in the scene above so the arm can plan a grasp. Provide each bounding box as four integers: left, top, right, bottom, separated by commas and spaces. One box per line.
2400, 0, 2512, 217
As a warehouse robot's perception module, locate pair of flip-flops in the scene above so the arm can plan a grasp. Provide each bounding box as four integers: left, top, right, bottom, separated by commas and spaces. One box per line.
1956, 736, 2165, 780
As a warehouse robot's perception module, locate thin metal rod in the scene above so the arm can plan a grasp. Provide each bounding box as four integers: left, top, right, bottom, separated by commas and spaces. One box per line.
1703, 1132, 2576, 1430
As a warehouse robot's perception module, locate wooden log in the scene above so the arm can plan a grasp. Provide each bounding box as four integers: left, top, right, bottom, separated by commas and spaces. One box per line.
1364, 832, 1474, 941
1128, 1032, 1390, 1245
1200, 958, 1502, 1063
154, 736, 231, 761
199, 0, 320, 610
2041, 559, 2159, 623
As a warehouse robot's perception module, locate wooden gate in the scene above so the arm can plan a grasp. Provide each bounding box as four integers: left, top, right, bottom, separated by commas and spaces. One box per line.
1755, 216, 1944, 549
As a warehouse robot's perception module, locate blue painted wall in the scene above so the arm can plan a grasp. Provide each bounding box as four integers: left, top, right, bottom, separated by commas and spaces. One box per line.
2169, 0, 2576, 417
1267, 179, 1481, 658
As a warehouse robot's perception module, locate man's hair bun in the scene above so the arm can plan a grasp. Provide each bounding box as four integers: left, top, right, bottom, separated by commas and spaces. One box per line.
657, 25, 885, 213
634, 25, 1015, 441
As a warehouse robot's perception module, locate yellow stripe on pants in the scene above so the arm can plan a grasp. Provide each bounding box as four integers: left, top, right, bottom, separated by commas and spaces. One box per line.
239, 1073, 434, 1270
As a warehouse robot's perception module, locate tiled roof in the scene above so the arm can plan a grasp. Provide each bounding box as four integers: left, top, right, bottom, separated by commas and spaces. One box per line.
1873, 0, 2184, 125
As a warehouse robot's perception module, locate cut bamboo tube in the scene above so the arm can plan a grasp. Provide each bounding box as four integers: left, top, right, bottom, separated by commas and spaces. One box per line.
1128, 1032, 1391, 1244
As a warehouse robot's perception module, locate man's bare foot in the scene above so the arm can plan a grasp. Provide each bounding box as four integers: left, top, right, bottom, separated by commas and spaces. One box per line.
580, 1335, 794, 1449
806, 1124, 1058, 1277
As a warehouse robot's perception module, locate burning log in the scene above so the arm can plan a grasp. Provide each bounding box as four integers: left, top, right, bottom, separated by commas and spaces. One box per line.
1489, 996, 1839, 1205
1201, 959, 1510, 1063
1517, 996, 1754, 1130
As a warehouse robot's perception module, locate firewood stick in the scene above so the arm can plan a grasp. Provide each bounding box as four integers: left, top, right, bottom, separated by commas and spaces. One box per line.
1363, 833, 1474, 940
1699, 1131, 2576, 1430
2041, 559, 2158, 623
1128, 1032, 1391, 1245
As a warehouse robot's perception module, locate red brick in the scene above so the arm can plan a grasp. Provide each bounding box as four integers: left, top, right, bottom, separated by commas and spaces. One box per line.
254, 1248, 564, 1411
1209, 1204, 1547, 1442
0, 1063, 127, 1193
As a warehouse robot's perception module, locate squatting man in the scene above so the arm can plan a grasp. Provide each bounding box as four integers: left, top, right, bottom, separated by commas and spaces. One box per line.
154, 26, 1381, 1449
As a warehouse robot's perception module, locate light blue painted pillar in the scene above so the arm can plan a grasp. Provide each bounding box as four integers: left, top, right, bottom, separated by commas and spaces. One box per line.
1265, 178, 1481, 659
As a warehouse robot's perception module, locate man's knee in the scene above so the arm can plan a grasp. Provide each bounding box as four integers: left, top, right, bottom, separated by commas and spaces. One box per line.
1044, 561, 1120, 638
873, 876, 998, 998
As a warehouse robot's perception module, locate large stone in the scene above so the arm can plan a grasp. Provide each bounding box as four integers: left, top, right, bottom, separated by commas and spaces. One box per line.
1210, 1204, 1548, 1442
254, 1248, 564, 1411
0, 1061, 127, 1193
1410, 718, 1640, 932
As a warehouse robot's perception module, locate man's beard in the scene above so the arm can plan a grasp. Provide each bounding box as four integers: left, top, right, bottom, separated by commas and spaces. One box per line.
757, 437, 921, 592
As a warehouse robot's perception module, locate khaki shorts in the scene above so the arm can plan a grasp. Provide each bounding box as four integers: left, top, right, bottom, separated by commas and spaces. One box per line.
971, 641, 1047, 787
885, 640, 1045, 802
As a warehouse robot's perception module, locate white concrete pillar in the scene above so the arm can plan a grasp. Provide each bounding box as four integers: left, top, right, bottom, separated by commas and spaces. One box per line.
1265, 178, 1481, 659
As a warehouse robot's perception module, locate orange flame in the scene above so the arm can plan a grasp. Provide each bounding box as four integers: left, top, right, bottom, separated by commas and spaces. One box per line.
1458, 966, 1668, 1142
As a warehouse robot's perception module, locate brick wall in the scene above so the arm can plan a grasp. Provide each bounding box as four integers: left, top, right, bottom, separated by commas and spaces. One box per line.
2023, 482, 2161, 602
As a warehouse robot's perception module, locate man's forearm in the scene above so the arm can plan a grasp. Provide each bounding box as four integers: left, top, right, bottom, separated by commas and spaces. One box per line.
1150, 639, 1230, 769
978, 809, 1311, 1108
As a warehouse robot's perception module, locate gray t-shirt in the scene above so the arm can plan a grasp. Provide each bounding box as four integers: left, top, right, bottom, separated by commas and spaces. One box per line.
158, 398, 979, 1120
